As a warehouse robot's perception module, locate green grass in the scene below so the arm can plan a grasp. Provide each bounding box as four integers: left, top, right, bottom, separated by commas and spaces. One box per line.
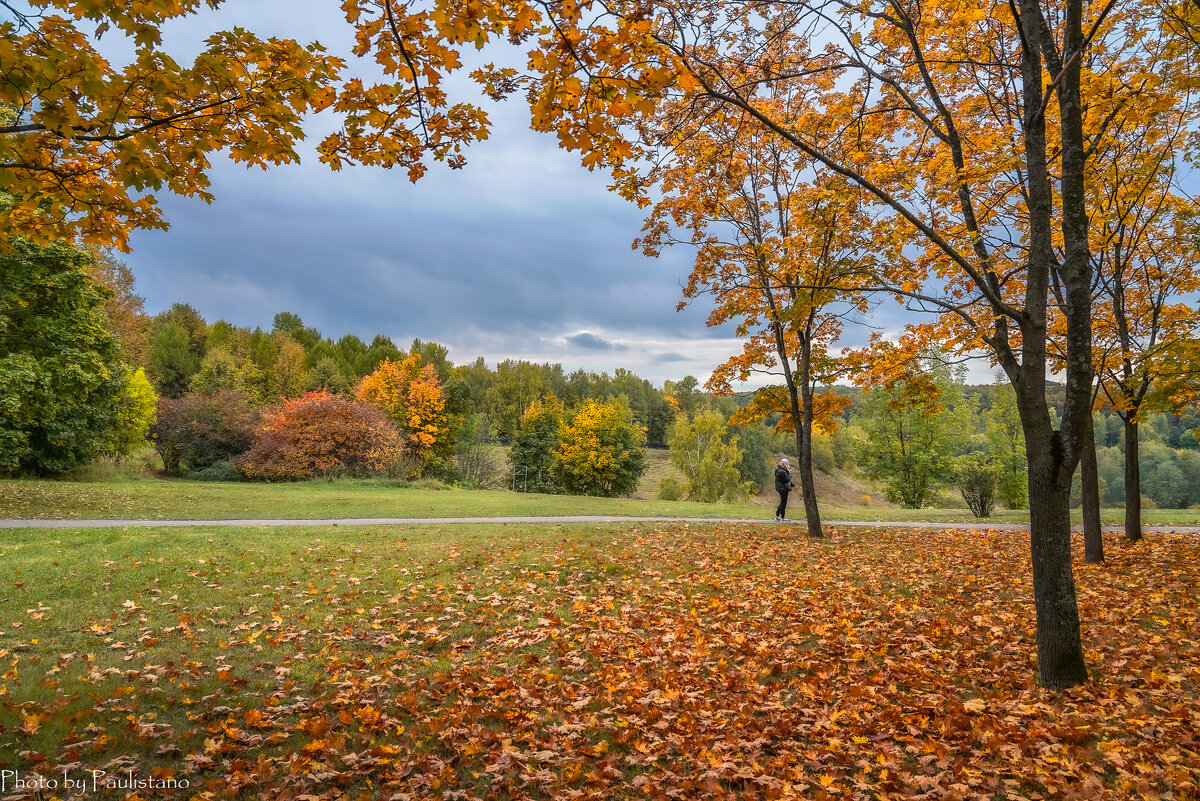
3, 475, 1200, 525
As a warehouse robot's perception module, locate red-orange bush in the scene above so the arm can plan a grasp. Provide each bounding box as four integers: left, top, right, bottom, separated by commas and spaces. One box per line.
236, 390, 404, 481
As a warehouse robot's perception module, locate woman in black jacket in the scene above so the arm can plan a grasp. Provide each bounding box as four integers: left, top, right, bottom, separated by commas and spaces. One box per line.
774, 458, 795, 521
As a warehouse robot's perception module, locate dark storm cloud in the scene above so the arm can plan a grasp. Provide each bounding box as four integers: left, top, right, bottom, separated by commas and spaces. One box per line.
565, 333, 627, 351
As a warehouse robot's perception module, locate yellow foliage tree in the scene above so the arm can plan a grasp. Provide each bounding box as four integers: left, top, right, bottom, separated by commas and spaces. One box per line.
356, 355, 450, 472
555, 398, 647, 497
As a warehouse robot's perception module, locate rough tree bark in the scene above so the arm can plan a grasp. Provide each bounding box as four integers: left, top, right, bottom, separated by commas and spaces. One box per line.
1123, 418, 1143, 542
1081, 413, 1105, 563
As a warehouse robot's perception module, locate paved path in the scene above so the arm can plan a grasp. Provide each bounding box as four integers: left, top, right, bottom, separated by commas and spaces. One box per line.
2, 516, 1199, 533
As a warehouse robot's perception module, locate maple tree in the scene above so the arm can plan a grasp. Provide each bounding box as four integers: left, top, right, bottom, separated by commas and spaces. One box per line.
295, 0, 1115, 683
356, 354, 452, 472
1087, 158, 1200, 544
638, 102, 873, 537
0, 1, 343, 249
465, 0, 1184, 689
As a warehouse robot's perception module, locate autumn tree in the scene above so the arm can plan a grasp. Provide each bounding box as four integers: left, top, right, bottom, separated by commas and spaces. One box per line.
639, 108, 873, 536
357, 355, 452, 472
1088, 166, 1200, 543
555, 398, 647, 497
466, 0, 1143, 689
303, 0, 1144, 684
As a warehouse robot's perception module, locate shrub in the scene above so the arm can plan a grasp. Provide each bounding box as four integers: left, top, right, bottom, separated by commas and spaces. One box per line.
237, 390, 404, 481
657, 475, 685, 501
955, 452, 999, 518
150, 390, 259, 476
187, 460, 245, 482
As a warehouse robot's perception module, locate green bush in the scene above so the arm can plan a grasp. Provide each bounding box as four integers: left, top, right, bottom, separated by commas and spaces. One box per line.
657, 475, 685, 501
955, 452, 999, 517
187, 460, 246, 482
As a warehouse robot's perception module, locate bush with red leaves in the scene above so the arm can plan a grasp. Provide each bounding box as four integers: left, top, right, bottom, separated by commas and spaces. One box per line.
237, 390, 405, 481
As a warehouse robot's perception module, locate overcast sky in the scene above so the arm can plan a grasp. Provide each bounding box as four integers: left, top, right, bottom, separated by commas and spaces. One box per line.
118, 1, 918, 387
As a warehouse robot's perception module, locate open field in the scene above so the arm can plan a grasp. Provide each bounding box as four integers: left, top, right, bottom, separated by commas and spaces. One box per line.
4, 476, 1200, 527
0, 522, 1196, 799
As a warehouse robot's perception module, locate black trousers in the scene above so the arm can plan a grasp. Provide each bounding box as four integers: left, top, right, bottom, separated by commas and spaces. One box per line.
776, 489, 788, 518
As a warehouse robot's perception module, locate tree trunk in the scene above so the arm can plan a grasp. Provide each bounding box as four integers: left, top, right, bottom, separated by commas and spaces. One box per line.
1081, 414, 1104, 563
1027, 442, 1090, 689
1124, 418, 1143, 542
770, 317, 823, 539
797, 338, 823, 538
1011, 0, 1090, 689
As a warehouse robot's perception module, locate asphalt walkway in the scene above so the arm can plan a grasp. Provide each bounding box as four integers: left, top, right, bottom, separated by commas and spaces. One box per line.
2, 516, 1199, 533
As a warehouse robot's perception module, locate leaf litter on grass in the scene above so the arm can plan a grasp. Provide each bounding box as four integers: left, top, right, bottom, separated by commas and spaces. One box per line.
0, 523, 1197, 800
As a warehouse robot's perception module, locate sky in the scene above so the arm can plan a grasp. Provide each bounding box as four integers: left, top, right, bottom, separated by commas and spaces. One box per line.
111, 1, 925, 388
110, 1, 743, 387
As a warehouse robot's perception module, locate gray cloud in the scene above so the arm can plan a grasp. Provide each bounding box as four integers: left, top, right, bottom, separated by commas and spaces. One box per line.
565, 332, 627, 350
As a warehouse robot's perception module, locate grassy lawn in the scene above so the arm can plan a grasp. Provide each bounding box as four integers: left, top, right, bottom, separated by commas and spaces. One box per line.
4, 476, 1200, 526
0, 522, 1196, 799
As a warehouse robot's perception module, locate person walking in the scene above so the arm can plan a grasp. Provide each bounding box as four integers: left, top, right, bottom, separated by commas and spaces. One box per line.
774, 457, 795, 521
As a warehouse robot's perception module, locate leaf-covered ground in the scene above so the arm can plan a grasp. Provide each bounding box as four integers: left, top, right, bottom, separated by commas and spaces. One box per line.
0, 523, 1197, 800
